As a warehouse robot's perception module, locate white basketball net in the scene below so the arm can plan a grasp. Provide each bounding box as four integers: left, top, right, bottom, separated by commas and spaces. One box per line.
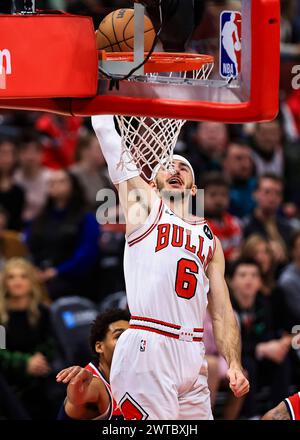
115, 60, 214, 181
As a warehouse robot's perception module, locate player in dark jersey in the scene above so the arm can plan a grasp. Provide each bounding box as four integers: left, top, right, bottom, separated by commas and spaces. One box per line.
262, 392, 300, 420
56, 309, 130, 420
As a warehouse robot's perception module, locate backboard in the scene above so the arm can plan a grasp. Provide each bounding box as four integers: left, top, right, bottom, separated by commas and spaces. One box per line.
0, 0, 280, 123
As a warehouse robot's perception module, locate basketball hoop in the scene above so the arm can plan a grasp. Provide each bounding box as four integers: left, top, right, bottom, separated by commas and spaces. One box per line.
100, 52, 214, 181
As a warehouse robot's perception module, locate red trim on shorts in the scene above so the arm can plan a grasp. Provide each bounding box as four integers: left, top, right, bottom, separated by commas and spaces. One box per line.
128, 200, 163, 247
131, 315, 181, 330
129, 324, 203, 342
131, 315, 203, 332
130, 324, 179, 339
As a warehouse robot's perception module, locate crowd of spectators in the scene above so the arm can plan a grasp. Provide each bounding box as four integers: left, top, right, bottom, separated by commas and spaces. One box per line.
0, 0, 300, 420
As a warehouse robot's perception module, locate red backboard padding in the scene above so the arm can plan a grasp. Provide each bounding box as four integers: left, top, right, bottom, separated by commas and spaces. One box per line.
0, 13, 98, 98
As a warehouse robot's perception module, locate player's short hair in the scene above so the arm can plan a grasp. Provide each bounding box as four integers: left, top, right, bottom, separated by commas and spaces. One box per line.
229, 257, 262, 279
90, 308, 130, 355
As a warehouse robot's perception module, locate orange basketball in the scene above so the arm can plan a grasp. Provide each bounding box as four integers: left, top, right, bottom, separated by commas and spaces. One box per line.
96, 8, 156, 52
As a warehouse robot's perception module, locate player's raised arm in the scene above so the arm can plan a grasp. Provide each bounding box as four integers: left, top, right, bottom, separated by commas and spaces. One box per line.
206, 238, 249, 399
92, 115, 159, 235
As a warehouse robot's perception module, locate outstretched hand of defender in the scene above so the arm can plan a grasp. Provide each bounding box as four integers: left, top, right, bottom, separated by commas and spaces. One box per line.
56, 366, 94, 405
56, 366, 91, 385
227, 367, 249, 398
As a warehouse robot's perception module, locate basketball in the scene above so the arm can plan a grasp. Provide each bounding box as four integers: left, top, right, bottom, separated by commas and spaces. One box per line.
96, 8, 156, 52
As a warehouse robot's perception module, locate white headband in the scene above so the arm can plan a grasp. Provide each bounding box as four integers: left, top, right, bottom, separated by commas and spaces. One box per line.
152, 155, 195, 183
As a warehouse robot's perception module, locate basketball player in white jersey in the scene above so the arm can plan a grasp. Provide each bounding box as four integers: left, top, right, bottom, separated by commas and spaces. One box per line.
92, 115, 249, 420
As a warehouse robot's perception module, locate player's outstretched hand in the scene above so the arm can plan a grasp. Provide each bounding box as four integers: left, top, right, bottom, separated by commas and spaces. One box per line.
57, 366, 94, 406
227, 367, 250, 398
56, 366, 85, 384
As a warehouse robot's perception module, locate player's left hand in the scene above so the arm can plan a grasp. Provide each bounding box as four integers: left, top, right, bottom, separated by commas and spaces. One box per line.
227, 367, 249, 398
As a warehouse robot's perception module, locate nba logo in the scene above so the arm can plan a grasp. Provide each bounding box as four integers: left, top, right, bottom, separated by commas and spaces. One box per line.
220, 11, 242, 79
140, 339, 147, 352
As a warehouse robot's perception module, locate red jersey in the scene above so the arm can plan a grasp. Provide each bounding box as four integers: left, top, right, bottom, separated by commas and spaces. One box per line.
207, 212, 242, 261
285, 392, 300, 420
85, 362, 123, 420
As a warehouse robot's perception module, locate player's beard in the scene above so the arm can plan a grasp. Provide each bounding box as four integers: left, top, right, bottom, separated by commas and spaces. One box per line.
155, 177, 192, 204
160, 189, 185, 203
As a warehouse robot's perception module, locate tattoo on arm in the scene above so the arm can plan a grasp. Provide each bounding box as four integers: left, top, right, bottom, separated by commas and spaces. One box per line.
272, 407, 291, 420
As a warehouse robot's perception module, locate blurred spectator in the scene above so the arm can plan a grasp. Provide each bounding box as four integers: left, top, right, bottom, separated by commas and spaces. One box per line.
14, 134, 52, 224
0, 112, 38, 139
35, 113, 83, 170
70, 133, 113, 211
98, 223, 126, 299
27, 170, 100, 300
0, 206, 29, 272
278, 230, 300, 323
241, 234, 292, 336
281, 130, 300, 212
244, 174, 293, 264
251, 120, 284, 178
223, 141, 256, 219
0, 258, 56, 419
0, 138, 25, 231
203, 172, 242, 262
187, 121, 228, 186
0, 372, 30, 420
230, 259, 292, 418
241, 235, 277, 296
203, 312, 244, 420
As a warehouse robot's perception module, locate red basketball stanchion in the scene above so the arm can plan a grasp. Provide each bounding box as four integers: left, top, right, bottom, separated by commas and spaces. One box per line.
0, 12, 98, 99
0, 0, 280, 123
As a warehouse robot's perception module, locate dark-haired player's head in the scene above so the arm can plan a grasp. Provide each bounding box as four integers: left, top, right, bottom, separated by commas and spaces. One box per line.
230, 258, 262, 308
203, 172, 230, 219
90, 309, 130, 369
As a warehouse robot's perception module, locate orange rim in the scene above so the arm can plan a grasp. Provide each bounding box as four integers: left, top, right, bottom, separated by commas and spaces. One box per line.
99, 51, 214, 74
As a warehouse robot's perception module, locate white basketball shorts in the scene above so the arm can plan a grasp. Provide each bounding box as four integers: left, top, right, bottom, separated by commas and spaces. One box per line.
110, 327, 213, 420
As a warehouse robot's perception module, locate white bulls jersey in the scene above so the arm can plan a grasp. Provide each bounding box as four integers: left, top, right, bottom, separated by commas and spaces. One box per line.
124, 198, 216, 330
